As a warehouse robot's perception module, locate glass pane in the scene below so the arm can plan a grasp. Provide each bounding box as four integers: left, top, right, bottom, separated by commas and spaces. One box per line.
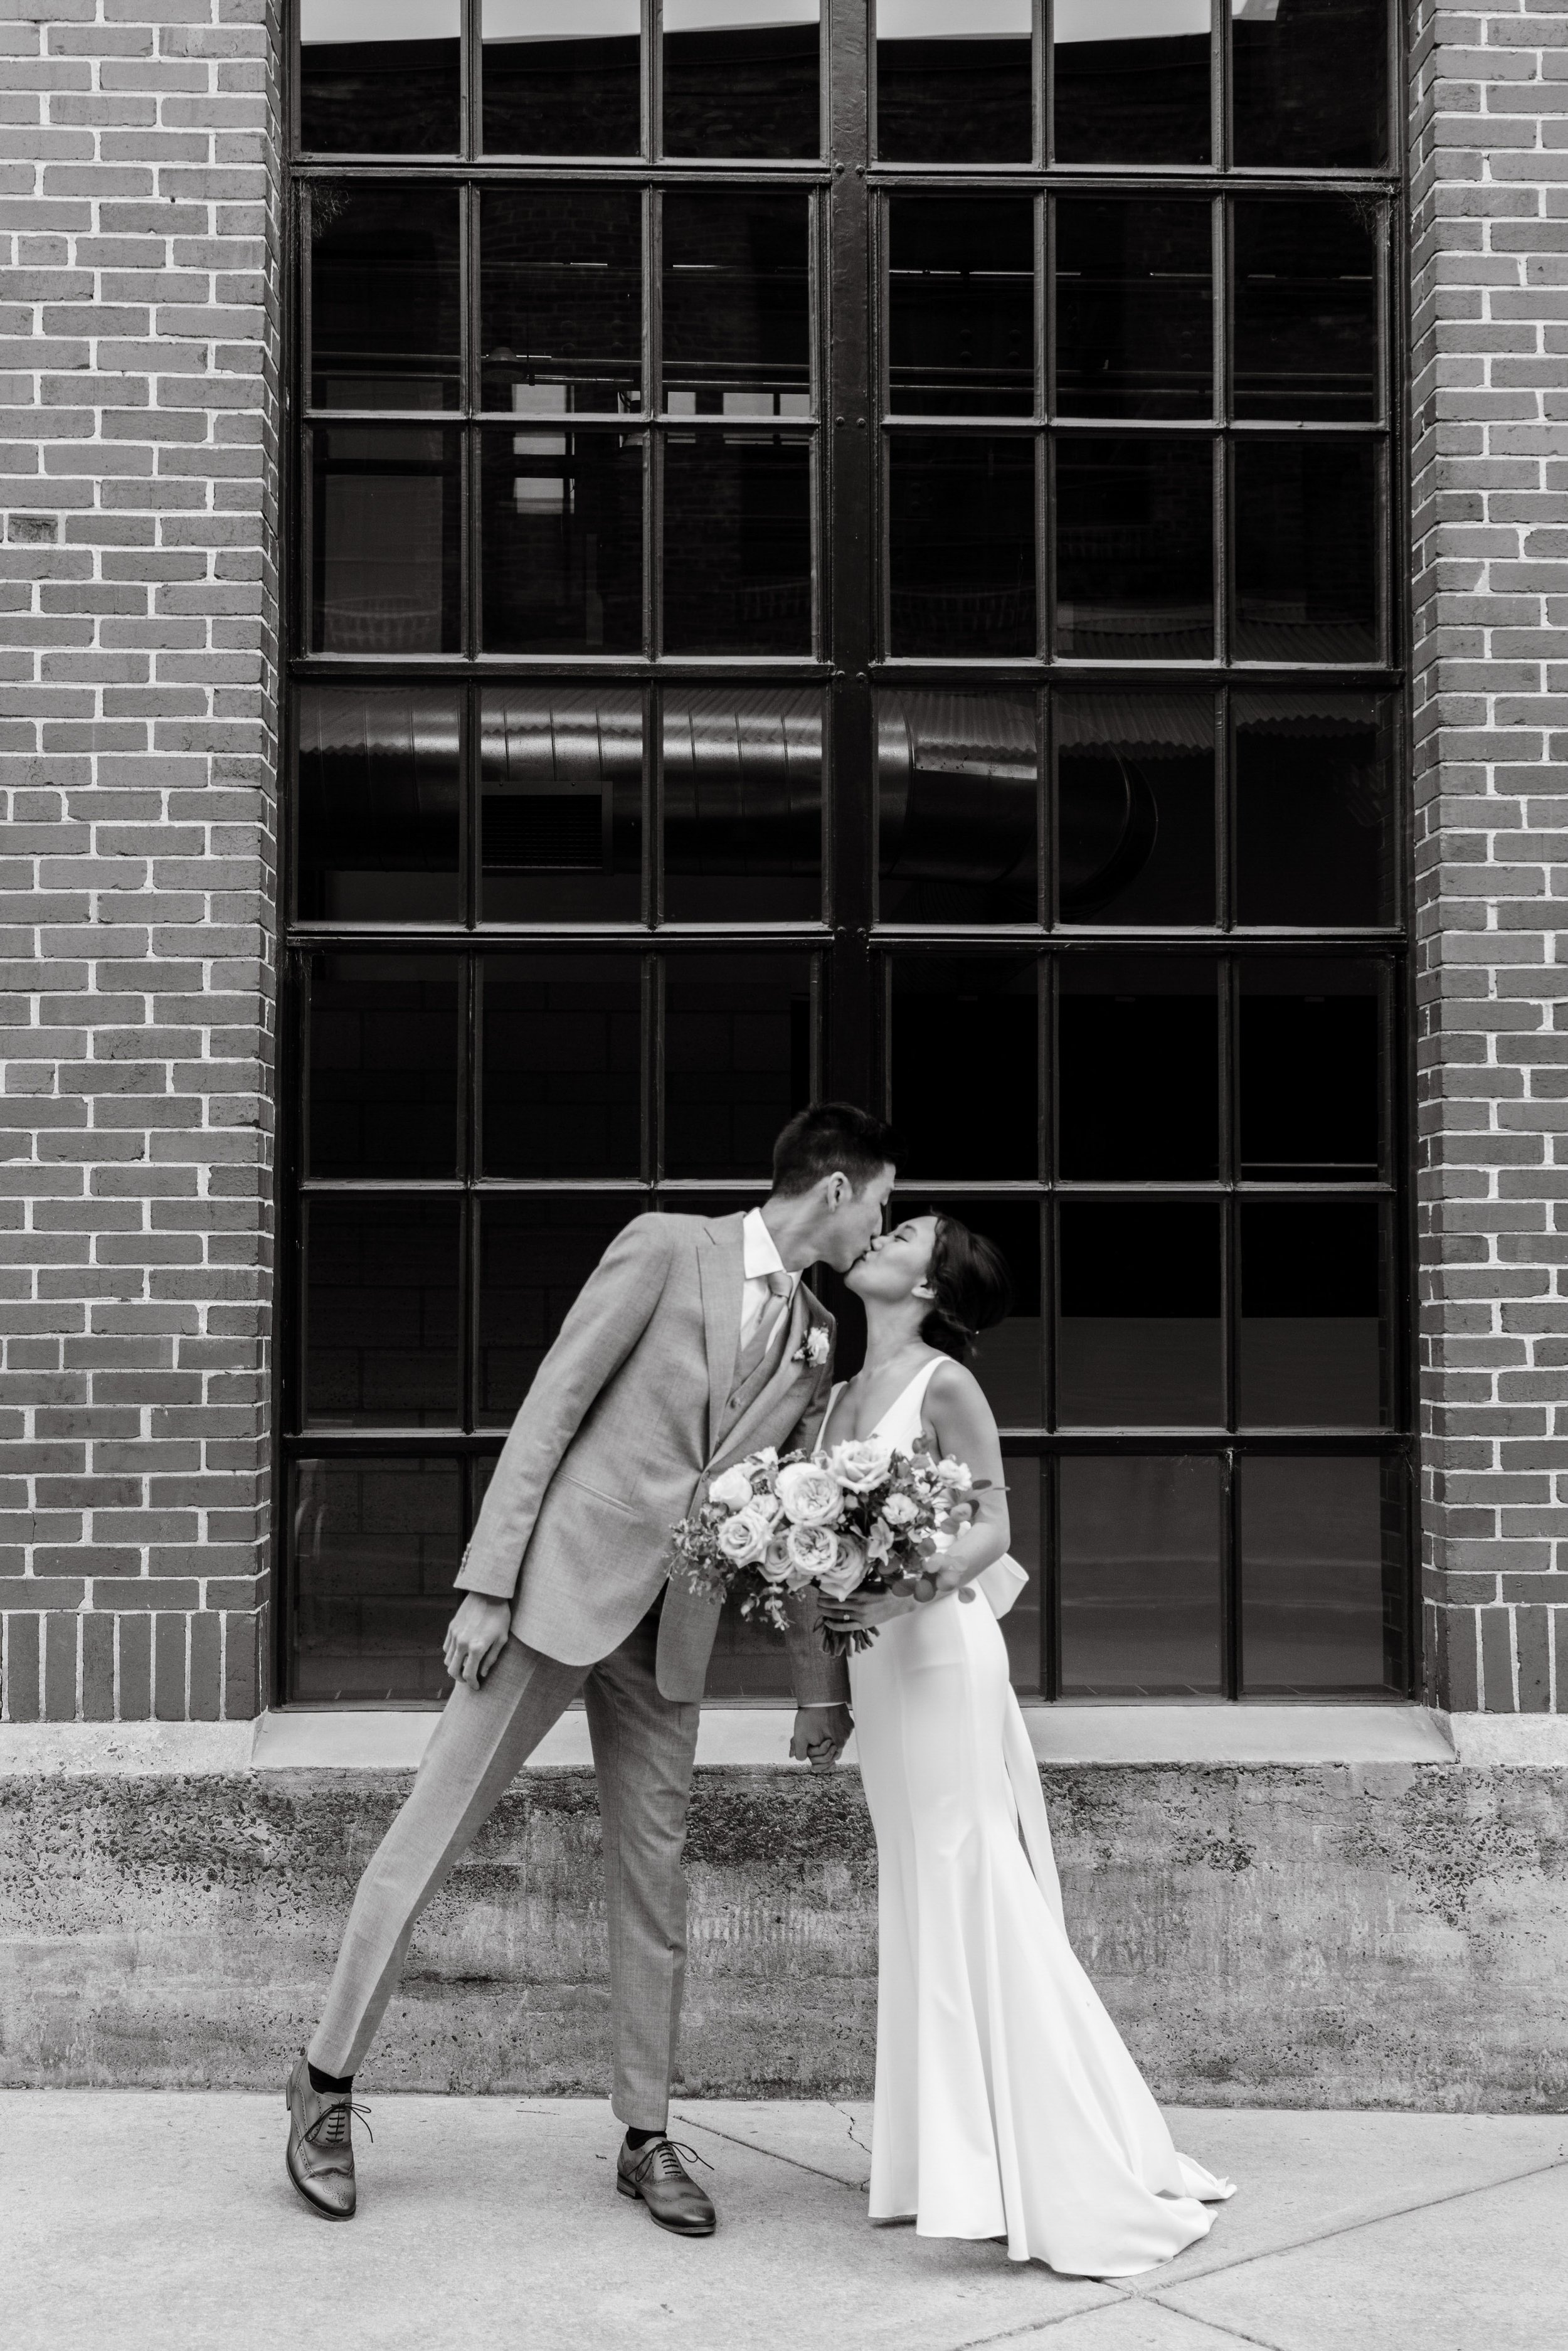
300, 0, 460, 154
297, 686, 460, 923
1056, 694, 1215, 926
1239, 1457, 1406, 1696
1233, 0, 1388, 169
1054, 0, 1212, 167
482, 0, 640, 156
890, 957, 1039, 1178
1239, 957, 1384, 1182
662, 435, 812, 654
291, 1457, 461, 1702
894, 1193, 1044, 1425
479, 1194, 645, 1423
663, 689, 823, 923
877, 689, 1039, 925
305, 1197, 460, 1426
1234, 440, 1379, 662
999, 1460, 1043, 1692
662, 189, 812, 415
480, 186, 641, 415
888, 433, 1037, 657
887, 196, 1035, 418
1058, 957, 1219, 1179
310, 425, 460, 654
1054, 438, 1213, 659
309, 184, 460, 410
480, 426, 644, 652
876, 0, 1032, 165
703, 1603, 798, 1699
1234, 197, 1379, 423
305, 952, 460, 1178
664, 953, 814, 1178
480, 688, 643, 923
482, 955, 642, 1176
664, 1, 820, 159
1059, 1455, 1222, 1696
1057, 1201, 1222, 1426
1239, 1201, 1388, 1428
1055, 198, 1212, 420
1234, 694, 1396, 927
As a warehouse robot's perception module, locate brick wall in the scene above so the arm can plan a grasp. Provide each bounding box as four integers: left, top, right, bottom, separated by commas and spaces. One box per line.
0, 0, 280, 1721
1411, 0, 1568, 1712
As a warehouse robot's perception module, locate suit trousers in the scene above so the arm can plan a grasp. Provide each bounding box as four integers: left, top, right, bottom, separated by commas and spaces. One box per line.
309, 1605, 701, 2131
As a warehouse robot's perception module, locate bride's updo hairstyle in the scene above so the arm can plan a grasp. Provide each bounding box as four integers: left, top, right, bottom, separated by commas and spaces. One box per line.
919, 1214, 1013, 1366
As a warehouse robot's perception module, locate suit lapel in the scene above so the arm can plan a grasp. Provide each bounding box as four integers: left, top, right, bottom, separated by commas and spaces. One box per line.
696, 1213, 746, 1462
715, 1282, 827, 1467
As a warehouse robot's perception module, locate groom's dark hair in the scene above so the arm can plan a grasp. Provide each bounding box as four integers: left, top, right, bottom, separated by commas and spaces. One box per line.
771, 1101, 901, 1197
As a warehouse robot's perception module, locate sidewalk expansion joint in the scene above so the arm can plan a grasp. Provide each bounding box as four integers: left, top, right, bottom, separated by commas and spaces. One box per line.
669, 2108, 865, 2194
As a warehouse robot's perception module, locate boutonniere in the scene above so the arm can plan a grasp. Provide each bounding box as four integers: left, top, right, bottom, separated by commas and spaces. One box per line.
793, 1325, 830, 1369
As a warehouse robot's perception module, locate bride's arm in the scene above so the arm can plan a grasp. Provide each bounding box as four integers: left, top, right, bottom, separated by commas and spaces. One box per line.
919, 1361, 1010, 1595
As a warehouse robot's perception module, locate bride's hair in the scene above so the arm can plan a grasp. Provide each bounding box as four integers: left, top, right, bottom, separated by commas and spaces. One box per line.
920, 1214, 1013, 1366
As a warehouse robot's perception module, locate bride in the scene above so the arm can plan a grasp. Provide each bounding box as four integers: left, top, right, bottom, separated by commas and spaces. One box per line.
816, 1211, 1234, 2277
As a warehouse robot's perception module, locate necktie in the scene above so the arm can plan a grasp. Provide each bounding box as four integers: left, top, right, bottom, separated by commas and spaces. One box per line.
736, 1270, 792, 1385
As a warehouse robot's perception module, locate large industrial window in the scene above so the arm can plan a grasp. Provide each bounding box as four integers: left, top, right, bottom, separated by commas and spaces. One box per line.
283, 0, 1409, 1707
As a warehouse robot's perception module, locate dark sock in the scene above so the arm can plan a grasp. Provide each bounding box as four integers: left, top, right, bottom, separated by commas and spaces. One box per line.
309, 2062, 353, 2095
624, 2126, 661, 2152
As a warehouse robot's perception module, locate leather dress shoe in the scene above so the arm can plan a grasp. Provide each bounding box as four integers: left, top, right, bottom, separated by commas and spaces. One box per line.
616, 2136, 716, 2236
284, 2052, 366, 2221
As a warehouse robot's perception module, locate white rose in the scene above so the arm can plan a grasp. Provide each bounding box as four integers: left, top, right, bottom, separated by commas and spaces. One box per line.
708, 1465, 755, 1512
816, 1532, 869, 1602
756, 1532, 795, 1586
776, 1461, 843, 1527
716, 1507, 771, 1567
881, 1491, 919, 1527
783, 1522, 840, 1581
750, 1489, 784, 1524
827, 1437, 894, 1494
935, 1457, 973, 1491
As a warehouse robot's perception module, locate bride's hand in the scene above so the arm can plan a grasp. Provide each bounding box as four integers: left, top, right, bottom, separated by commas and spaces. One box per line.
820, 1583, 921, 1634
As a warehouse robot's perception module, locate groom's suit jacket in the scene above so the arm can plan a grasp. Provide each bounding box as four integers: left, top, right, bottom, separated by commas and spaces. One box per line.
455, 1209, 849, 1706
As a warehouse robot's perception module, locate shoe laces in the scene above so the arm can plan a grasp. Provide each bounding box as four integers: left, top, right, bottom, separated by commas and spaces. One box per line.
304, 2095, 373, 2150
634, 2138, 710, 2186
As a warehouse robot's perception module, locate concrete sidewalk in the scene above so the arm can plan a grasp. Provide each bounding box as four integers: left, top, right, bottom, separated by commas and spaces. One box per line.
6, 2096, 1565, 2351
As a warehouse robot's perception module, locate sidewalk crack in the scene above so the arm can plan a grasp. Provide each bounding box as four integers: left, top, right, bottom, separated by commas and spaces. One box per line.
668, 2108, 864, 2192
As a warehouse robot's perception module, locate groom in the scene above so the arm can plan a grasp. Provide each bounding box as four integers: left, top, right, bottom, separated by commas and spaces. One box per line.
285, 1102, 899, 2234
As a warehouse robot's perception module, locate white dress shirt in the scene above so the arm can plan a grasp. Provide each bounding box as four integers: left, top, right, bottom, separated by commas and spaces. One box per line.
739, 1207, 800, 1351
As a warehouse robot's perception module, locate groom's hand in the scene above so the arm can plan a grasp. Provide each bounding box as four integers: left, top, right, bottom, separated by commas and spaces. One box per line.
791, 1704, 852, 1771
443, 1595, 513, 1688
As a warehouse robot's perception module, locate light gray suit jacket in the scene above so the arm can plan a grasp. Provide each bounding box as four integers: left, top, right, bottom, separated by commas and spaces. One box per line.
455, 1209, 850, 1707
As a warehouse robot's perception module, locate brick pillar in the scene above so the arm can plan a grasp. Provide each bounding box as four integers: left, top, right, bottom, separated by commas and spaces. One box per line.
0, 1, 281, 1721
1411, 0, 1568, 1712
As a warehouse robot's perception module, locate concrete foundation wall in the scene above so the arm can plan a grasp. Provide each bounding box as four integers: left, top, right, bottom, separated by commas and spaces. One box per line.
3, 1759, 1564, 2109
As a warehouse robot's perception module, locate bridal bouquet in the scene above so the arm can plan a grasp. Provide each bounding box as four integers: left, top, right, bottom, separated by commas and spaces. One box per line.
669, 1436, 980, 1656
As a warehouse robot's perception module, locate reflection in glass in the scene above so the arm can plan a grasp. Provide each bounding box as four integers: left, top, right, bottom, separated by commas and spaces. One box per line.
1234, 198, 1379, 422
1055, 438, 1212, 659
891, 958, 1039, 1178
662, 435, 812, 654
1054, 0, 1211, 167
291, 1457, 462, 1702
664, 955, 814, 1178
1239, 958, 1382, 1181
479, 1196, 644, 1423
480, 689, 642, 923
480, 427, 644, 652
662, 191, 811, 415
309, 184, 460, 410
482, 956, 641, 1176
1234, 440, 1378, 662
1233, 0, 1389, 169
889, 435, 1036, 656
888, 197, 1035, 417
300, 0, 460, 154
876, 0, 1032, 165
481, 0, 640, 156
480, 186, 641, 415
896, 1194, 1044, 1426
1057, 1201, 1222, 1426
1059, 1456, 1222, 1696
1240, 1202, 1386, 1428
878, 691, 1039, 925
1056, 695, 1215, 925
1239, 1457, 1404, 1695
305, 1197, 460, 1426
1234, 694, 1395, 927
1058, 957, 1219, 1179
1055, 198, 1212, 419
297, 687, 461, 923
664, 1, 820, 159
306, 953, 460, 1177
663, 690, 822, 922
310, 425, 461, 654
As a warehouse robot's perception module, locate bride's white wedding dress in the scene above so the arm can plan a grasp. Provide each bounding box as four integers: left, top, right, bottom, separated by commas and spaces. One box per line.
829, 1359, 1236, 2276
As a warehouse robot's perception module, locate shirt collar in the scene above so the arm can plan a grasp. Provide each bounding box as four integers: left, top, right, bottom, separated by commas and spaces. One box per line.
742, 1207, 795, 1286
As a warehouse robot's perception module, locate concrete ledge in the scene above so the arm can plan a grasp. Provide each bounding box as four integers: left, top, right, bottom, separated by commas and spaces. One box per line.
1437, 1712, 1568, 1766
